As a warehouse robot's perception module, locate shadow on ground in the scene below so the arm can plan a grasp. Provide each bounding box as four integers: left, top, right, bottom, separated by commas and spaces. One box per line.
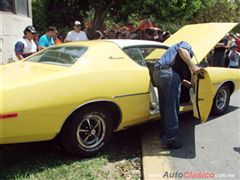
171, 105, 239, 159
142, 105, 239, 159
0, 127, 141, 179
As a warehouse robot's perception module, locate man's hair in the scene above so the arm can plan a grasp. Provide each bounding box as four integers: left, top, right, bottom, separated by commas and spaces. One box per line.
48, 26, 57, 32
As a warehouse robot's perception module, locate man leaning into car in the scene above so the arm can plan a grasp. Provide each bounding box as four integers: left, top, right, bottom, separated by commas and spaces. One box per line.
153, 41, 203, 149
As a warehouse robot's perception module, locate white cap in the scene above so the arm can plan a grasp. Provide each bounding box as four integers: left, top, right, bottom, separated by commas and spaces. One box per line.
74, 21, 81, 25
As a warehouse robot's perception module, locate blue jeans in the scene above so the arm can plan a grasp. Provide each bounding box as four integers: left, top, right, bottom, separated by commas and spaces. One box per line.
153, 67, 181, 144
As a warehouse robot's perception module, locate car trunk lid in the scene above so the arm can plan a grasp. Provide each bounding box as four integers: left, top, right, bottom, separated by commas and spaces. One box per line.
1, 62, 67, 88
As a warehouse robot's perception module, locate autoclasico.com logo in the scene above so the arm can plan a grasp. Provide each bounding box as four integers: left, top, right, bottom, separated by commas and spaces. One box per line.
149, 171, 236, 179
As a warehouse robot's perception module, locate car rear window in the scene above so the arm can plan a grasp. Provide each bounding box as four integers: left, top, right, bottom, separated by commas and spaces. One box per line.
26, 46, 87, 66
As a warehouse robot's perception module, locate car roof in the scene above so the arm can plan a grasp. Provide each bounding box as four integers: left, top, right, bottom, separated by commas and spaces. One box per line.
104, 39, 168, 49
56, 39, 168, 49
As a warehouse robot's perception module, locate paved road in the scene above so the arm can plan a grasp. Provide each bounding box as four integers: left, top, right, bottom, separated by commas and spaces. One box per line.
142, 91, 240, 180
169, 91, 239, 179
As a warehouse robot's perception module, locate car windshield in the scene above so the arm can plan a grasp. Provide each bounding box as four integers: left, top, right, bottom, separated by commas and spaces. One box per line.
26, 46, 87, 66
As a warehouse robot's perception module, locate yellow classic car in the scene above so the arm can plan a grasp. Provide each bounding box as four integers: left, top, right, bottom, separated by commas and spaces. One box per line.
1, 23, 240, 157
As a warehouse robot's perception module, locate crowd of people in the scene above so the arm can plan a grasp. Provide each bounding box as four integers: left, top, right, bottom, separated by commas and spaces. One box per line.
14, 19, 171, 61
14, 19, 240, 69
211, 32, 240, 68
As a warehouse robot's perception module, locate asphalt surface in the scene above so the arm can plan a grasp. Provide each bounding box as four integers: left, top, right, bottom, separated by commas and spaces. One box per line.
166, 91, 240, 179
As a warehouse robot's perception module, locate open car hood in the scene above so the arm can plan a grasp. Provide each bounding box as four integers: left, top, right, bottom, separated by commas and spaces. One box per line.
164, 23, 238, 64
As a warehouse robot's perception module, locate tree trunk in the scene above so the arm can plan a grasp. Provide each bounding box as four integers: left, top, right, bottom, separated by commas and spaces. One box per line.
88, 0, 113, 39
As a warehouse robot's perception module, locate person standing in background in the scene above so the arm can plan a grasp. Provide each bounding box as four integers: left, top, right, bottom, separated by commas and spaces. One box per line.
228, 42, 239, 68
64, 21, 88, 42
108, 29, 116, 39
15, 26, 37, 60
226, 33, 235, 48
224, 33, 235, 67
94, 30, 104, 39
211, 38, 228, 67
38, 26, 58, 50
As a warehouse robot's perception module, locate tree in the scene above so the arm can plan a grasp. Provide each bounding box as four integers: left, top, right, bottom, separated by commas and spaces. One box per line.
32, 0, 240, 37
33, 0, 89, 33
190, 0, 240, 23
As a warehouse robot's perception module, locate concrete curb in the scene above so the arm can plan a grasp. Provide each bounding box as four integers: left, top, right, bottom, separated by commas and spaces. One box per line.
141, 126, 173, 180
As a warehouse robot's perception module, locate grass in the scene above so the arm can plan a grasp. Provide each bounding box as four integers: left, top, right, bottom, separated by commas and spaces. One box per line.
0, 127, 142, 180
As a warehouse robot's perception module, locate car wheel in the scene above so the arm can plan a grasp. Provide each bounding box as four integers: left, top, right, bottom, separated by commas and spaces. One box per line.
211, 85, 230, 115
60, 106, 114, 157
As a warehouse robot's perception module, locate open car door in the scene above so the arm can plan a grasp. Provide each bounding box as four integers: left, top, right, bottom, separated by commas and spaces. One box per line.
193, 69, 213, 122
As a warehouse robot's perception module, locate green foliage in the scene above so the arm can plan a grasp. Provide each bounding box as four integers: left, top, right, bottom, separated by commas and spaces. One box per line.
33, 0, 90, 33
32, 0, 240, 35
32, 0, 47, 33
191, 0, 240, 23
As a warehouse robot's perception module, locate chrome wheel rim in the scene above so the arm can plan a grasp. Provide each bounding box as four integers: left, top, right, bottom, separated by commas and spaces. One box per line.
216, 88, 227, 110
77, 113, 106, 149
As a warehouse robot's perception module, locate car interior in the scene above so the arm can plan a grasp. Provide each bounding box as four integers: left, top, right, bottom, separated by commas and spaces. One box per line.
123, 46, 192, 114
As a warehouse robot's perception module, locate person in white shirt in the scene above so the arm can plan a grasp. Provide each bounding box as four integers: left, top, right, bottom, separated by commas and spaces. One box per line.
15, 26, 37, 60
64, 21, 88, 42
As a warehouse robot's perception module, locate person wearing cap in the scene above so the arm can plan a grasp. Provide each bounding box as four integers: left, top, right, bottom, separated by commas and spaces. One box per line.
228, 42, 239, 68
153, 41, 203, 149
38, 26, 58, 50
14, 25, 37, 60
64, 21, 88, 42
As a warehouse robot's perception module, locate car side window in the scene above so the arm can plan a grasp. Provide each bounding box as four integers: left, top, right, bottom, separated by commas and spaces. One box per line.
123, 47, 146, 66
139, 47, 167, 62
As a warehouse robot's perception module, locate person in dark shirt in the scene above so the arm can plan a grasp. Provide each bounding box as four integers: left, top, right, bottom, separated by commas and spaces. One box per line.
211, 38, 228, 67
153, 41, 203, 149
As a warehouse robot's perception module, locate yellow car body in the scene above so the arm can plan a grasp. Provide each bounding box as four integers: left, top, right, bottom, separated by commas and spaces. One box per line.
0, 23, 239, 156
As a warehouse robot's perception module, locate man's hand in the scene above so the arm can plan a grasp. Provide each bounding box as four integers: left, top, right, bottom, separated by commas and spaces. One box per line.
182, 79, 192, 88
191, 66, 204, 78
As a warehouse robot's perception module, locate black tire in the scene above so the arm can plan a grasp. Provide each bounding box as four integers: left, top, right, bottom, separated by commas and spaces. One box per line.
211, 85, 230, 115
60, 106, 114, 157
